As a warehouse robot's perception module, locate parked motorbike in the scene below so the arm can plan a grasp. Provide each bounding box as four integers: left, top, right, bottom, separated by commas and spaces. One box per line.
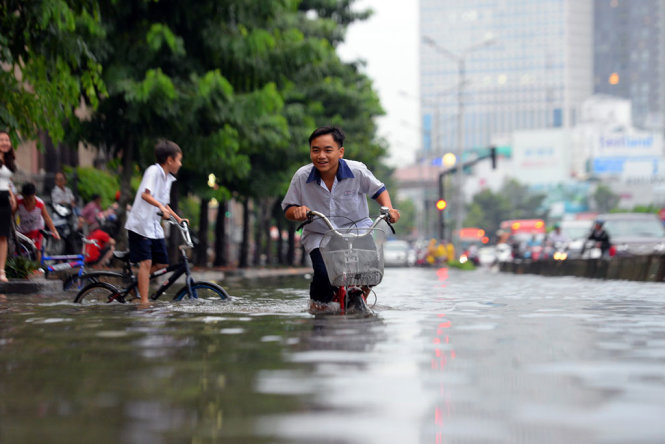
50, 202, 82, 254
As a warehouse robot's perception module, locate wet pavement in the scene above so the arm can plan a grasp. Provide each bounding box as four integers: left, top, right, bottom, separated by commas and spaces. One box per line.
1, 267, 664, 443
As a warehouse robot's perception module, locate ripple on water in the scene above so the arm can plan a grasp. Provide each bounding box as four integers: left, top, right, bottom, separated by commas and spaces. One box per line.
219, 328, 245, 334
24, 317, 72, 324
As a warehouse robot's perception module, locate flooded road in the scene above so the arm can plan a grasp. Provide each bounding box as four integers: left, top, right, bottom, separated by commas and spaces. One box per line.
1, 267, 664, 443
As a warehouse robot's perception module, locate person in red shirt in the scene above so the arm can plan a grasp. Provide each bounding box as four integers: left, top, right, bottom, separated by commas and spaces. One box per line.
84, 228, 116, 268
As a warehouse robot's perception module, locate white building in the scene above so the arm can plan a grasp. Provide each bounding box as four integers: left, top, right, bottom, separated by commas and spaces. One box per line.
420, 0, 593, 157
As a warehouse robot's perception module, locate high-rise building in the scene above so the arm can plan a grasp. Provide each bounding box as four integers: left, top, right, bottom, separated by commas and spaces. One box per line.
420, 0, 593, 158
594, 0, 665, 131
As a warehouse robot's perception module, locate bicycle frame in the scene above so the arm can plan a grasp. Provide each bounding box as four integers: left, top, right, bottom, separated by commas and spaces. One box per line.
114, 250, 192, 302
110, 215, 197, 302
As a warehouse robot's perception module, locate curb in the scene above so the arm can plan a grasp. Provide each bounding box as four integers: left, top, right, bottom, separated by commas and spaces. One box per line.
0, 278, 63, 294
193, 267, 312, 281
0, 267, 314, 295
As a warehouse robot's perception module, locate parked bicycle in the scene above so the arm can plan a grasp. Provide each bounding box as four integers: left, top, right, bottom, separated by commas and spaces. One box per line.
13, 230, 38, 261
298, 206, 394, 315
38, 230, 100, 280
74, 214, 229, 303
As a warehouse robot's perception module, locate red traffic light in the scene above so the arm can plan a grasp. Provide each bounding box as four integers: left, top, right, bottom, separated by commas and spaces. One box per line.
436, 199, 447, 211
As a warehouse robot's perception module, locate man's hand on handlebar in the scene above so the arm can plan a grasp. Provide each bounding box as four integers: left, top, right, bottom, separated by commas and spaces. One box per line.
388, 208, 400, 224
289, 205, 311, 222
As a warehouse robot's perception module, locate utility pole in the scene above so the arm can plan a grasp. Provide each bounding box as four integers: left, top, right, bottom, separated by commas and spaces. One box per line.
422, 35, 495, 250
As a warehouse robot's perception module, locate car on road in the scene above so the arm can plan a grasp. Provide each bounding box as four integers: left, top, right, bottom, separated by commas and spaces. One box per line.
596, 212, 665, 256
384, 239, 413, 267
477, 246, 497, 266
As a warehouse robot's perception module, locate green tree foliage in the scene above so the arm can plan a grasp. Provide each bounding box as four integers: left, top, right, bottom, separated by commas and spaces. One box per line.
0, 0, 106, 144
592, 184, 620, 213
465, 179, 547, 241
394, 198, 416, 238
55, 0, 387, 264
70, 166, 118, 207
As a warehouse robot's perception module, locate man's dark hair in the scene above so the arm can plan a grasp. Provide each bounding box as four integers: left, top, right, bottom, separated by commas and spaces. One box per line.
21, 182, 36, 196
155, 139, 182, 164
91, 193, 101, 201
308, 126, 345, 147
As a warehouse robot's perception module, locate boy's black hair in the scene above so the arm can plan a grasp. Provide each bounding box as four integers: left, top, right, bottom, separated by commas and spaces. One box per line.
155, 139, 182, 164
308, 126, 345, 147
91, 193, 101, 201
21, 182, 36, 196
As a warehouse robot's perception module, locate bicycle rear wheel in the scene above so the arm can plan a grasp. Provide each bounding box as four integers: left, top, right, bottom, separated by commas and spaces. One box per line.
173, 281, 230, 301
63, 271, 131, 291
74, 281, 123, 304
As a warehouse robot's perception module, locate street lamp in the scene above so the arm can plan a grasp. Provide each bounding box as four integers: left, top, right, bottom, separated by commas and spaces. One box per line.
422, 34, 495, 249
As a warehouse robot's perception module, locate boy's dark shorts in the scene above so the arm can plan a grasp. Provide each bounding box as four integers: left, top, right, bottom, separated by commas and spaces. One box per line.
128, 230, 169, 265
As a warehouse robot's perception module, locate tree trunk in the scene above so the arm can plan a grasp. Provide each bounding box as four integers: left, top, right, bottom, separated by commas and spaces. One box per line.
213, 200, 227, 267
239, 199, 250, 268
263, 199, 273, 265
253, 200, 263, 266
195, 198, 209, 267
300, 244, 307, 266
116, 138, 135, 251
274, 199, 284, 264
287, 223, 295, 266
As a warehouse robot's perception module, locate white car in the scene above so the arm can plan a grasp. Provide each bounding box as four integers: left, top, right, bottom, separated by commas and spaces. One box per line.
477, 246, 497, 266
384, 240, 413, 267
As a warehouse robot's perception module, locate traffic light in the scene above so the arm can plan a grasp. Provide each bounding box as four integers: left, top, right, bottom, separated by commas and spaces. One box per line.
436, 199, 447, 211
490, 146, 497, 169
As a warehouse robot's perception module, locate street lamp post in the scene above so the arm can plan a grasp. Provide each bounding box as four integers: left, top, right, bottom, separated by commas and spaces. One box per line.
422, 35, 494, 250
399, 88, 457, 241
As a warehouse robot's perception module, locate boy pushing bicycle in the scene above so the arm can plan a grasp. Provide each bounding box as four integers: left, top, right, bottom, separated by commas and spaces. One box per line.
282, 126, 400, 307
125, 140, 187, 304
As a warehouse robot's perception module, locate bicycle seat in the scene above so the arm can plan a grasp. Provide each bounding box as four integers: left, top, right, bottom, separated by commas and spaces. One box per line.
112, 250, 131, 261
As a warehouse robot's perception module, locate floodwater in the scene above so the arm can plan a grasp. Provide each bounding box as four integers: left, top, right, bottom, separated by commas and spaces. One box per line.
1, 267, 665, 444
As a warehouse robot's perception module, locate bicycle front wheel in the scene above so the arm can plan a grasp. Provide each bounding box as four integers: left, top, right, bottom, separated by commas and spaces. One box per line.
174, 281, 230, 301
14, 238, 37, 261
74, 281, 123, 304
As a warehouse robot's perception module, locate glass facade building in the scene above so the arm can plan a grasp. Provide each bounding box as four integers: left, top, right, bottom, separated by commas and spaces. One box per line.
419, 0, 592, 158
594, 0, 665, 131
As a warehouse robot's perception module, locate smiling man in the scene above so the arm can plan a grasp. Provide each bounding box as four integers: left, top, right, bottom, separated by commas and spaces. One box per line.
282, 126, 400, 306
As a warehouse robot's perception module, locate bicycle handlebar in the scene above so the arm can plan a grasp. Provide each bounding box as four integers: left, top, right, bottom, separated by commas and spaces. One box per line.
297, 206, 395, 235
157, 212, 194, 248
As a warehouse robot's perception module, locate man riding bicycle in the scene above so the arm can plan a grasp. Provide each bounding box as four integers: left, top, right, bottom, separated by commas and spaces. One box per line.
282, 126, 400, 308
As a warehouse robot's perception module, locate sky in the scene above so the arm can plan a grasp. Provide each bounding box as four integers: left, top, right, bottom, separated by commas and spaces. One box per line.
337, 0, 420, 167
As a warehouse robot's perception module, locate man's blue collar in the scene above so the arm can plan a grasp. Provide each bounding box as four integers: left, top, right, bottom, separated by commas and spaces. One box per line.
306, 158, 355, 184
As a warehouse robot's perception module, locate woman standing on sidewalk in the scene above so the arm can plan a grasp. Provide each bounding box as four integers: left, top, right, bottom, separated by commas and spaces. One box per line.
0, 131, 17, 282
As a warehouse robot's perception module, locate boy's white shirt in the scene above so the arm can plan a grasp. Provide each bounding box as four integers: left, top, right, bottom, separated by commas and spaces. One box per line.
125, 164, 176, 239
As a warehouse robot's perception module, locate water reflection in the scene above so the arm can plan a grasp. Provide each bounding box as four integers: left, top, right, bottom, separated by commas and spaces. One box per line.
1, 270, 665, 443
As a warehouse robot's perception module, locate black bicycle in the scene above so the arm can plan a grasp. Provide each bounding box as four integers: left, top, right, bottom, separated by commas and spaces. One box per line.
74, 215, 229, 304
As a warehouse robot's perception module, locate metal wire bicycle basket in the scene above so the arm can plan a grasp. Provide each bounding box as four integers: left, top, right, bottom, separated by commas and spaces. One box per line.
319, 227, 387, 287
